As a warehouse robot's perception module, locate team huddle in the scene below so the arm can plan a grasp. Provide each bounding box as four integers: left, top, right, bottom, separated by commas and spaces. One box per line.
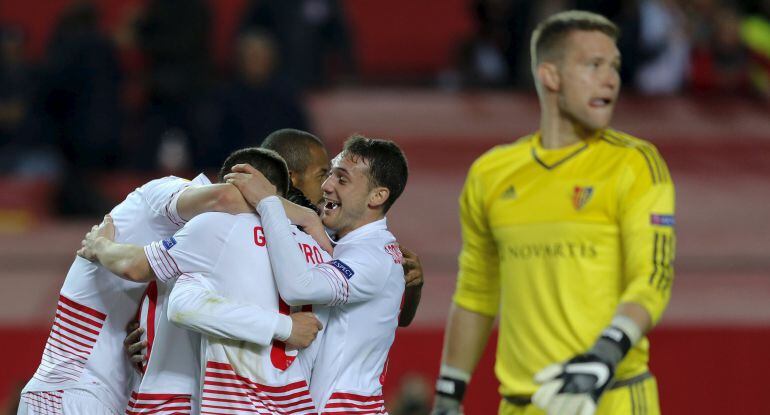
18, 130, 418, 415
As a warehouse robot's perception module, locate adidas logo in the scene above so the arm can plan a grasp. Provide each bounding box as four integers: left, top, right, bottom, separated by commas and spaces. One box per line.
501, 186, 516, 199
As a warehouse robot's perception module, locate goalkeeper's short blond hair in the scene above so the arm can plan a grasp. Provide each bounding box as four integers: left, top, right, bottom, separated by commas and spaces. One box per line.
530, 10, 619, 75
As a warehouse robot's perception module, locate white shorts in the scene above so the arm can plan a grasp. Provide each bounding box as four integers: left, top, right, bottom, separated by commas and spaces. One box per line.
18, 388, 119, 415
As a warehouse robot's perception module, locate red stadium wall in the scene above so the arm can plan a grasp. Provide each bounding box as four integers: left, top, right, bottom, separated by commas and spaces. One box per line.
3, 326, 770, 414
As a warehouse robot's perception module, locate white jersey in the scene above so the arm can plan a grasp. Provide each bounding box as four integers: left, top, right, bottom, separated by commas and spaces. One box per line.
257, 197, 405, 414
22, 174, 209, 414
146, 212, 331, 415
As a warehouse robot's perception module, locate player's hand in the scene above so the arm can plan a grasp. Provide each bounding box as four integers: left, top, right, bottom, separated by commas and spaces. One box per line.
286, 312, 323, 349
430, 395, 463, 415
77, 214, 115, 260
224, 164, 277, 207
532, 352, 614, 415
400, 246, 424, 288
283, 199, 334, 254
124, 321, 147, 373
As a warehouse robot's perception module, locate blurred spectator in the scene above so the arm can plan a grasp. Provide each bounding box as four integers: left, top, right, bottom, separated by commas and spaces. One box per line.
32, 0, 122, 170
741, 0, 770, 99
634, 0, 691, 94
689, 2, 750, 94
439, 0, 519, 90
0, 25, 40, 174
200, 31, 310, 168
389, 374, 431, 415
239, 0, 356, 89
128, 0, 212, 171
33, 1, 121, 214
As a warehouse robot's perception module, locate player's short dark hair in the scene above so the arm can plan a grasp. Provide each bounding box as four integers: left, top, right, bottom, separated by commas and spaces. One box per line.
342, 135, 408, 213
218, 147, 290, 197
530, 10, 618, 72
261, 129, 325, 174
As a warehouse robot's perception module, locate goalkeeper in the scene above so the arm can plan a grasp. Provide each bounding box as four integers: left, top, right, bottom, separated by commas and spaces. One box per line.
432, 10, 675, 415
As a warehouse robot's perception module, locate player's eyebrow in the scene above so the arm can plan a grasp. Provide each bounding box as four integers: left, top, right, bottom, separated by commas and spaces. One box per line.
333, 166, 351, 178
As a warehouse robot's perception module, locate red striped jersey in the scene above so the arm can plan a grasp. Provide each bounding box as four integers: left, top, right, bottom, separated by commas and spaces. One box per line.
22, 174, 210, 413
146, 212, 331, 415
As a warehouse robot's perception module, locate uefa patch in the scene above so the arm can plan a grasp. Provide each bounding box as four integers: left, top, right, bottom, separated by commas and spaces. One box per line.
328, 259, 355, 279
572, 186, 594, 210
162, 237, 177, 250
650, 214, 675, 227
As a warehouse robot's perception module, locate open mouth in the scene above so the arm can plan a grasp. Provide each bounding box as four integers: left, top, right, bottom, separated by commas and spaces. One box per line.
324, 200, 340, 211
590, 98, 612, 107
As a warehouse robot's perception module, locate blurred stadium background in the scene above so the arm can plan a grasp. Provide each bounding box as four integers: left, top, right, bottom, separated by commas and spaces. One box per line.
0, 0, 769, 414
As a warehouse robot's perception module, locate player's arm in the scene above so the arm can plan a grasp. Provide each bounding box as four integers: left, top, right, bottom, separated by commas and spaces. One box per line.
178, 182, 334, 253
398, 246, 424, 327
78, 215, 155, 283
533, 147, 675, 415
168, 273, 321, 349
433, 162, 501, 414
175, 183, 253, 221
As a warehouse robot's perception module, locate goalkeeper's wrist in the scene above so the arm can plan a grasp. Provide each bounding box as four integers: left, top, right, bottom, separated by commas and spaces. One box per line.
435, 364, 471, 403
590, 315, 642, 367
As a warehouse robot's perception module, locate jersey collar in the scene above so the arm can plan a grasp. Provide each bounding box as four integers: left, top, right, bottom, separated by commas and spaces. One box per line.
530, 131, 599, 170
335, 217, 388, 245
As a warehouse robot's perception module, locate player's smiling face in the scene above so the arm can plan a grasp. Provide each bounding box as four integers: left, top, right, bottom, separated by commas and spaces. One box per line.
320, 152, 374, 238
557, 30, 621, 131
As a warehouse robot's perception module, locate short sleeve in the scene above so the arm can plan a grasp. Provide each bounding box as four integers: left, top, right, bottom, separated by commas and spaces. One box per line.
452, 161, 501, 317
144, 212, 228, 283
617, 145, 676, 324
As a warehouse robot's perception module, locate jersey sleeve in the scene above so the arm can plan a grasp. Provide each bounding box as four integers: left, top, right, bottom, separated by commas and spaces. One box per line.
142, 176, 193, 227
257, 196, 389, 307
617, 146, 676, 324
168, 273, 290, 346
314, 243, 393, 306
144, 213, 227, 284
453, 160, 501, 317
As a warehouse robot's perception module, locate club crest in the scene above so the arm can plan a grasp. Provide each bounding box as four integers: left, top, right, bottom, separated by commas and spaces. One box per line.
572, 186, 593, 210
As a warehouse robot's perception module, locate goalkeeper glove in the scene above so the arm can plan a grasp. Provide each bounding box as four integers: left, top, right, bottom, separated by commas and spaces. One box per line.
532, 317, 641, 415
430, 365, 469, 415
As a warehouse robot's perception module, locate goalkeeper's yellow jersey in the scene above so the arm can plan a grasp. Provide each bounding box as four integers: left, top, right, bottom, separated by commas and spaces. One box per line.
454, 129, 675, 396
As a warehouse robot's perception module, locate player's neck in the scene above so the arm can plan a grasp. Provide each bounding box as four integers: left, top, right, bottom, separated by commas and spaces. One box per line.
335, 212, 385, 240
540, 113, 596, 149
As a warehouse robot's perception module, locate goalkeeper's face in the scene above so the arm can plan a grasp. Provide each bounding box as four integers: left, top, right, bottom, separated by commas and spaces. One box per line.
556, 30, 621, 132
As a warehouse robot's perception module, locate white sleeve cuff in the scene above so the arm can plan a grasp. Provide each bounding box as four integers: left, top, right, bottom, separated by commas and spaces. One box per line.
166, 185, 192, 226
144, 241, 181, 283
274, 314, 293, 342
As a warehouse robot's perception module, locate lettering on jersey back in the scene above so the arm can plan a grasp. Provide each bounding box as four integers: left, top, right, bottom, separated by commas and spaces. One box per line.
254, 226, 266, 246
384, 244, 403, 264
298, 243, 324, 264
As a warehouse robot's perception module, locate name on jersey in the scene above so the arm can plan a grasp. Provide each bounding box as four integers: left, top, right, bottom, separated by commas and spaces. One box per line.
384, 244, 403, 264
298, 243, 324, 264
502, 241, 597, 260
162, 236, 177, 250
650, 214, 675, 227
328, 259, 355, 279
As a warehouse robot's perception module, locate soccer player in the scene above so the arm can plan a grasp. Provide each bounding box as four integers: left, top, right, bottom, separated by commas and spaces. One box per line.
431, 11, 675, 415
226, 135, 410, 413
77, 148, 324, 415
17, 160, 280, 413
261, 128, 331, 211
